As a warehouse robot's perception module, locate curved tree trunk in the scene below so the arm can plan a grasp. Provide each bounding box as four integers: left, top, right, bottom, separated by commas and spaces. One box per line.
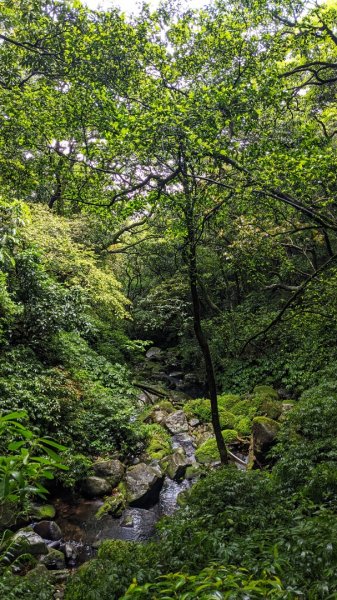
185, 215, 228, 464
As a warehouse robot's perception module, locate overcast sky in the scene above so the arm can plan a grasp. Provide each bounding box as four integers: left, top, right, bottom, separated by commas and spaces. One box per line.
84, 0, 207, 14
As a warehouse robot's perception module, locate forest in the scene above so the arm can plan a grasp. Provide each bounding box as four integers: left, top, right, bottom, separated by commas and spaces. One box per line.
2, 0, 337, 597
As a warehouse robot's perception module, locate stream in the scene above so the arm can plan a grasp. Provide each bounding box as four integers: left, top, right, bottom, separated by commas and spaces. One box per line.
53, 435, 195, 566
44, 349, 248, 567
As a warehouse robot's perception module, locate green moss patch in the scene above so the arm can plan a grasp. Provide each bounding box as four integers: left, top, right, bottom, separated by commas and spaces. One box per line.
253, 385, 279, 401
195, 430, 238, 463
183, 398, 236, 430
144, 424, 172, 460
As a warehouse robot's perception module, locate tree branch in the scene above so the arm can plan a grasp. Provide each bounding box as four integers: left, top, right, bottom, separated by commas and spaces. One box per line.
240, 253, 337, 354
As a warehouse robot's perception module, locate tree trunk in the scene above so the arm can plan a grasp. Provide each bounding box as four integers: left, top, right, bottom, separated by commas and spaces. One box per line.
186, 225, 228, 464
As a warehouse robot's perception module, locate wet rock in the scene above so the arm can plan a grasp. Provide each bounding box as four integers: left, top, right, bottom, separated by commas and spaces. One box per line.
193, 423, 214, 446
13, 528, 48, 556
81, 476, 112, 498
252, 416, 280, 460
40, 548, 65, 570
121, 514, 134, 527
93, 459, 125, 487
125, 462, 164, 507
146, 346, 162, 360
33, 520, 62, 541
166, 449, 191, 481
189, 417, 200, 427
30, 504, 56, 521
165, 410, 189, 434
61, 541, 78, 564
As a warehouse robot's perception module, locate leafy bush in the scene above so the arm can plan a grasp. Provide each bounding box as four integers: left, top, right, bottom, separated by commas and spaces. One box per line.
0, 570, 54, 600
65, 540, 160, 600
0, 411, 67, 527
123, 564, 286, 599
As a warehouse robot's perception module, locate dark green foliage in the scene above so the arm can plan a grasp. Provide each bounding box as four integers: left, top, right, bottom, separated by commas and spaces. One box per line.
273, 381, 337, 497
65, 540, 160, 600
0, 570, 54, 600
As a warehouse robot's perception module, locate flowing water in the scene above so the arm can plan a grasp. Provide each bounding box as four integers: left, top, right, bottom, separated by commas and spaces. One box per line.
53, 433, 197, 565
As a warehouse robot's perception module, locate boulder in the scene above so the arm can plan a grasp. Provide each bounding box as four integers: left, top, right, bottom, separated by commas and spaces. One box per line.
40, 548, 65, 570
13, 528, 48, 556
33, 520, 62, 541
166, 449, 192, 481
165, 410, 189, 434
93, 459, 125, 487
253, 385, 279, 401
189, 417, 200, 427
146, 347, 162, 361
125, 462, 164, 507
252, 416, 280, 460
81, 476, 112, 498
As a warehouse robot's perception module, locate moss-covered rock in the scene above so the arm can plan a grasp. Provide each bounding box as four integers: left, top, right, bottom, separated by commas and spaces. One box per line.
252, 416, 280, 461
93, 459, 125, 487
222, 429, 239, 443
229, 398, 260, 418
183, 398, 210, 422
257, 398, 282, 420
95, 484, 126, 519
236, 416, 252, 436
165, 449, 191, 481
183, 398, 236, 430
155, 400, 175, 413
144, 424, 172, 460
40, 548, 65, 570
217, 394, 242, 411
253, 385, 279, 401
185, 464, 203, 480
195, 430, 238, 463
30, 504, 56, 521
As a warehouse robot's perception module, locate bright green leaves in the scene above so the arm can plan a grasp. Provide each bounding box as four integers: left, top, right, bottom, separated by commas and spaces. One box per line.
0, 410, 67, 520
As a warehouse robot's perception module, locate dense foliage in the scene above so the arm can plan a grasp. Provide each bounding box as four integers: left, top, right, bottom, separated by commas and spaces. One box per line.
2, 0, 337, 597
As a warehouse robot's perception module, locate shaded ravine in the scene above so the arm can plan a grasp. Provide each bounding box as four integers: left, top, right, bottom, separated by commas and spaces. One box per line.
52, 431, 197, 566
